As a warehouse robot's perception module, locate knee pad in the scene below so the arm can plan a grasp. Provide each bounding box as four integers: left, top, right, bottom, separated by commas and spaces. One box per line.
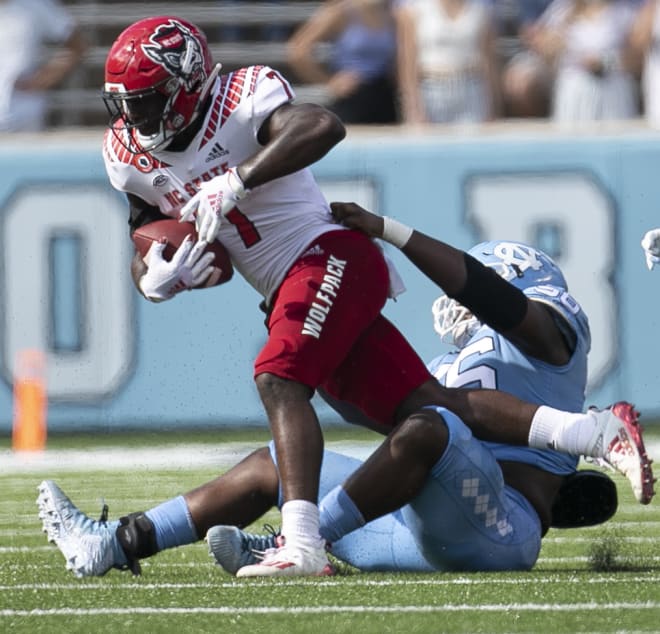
116, 512, 158, 575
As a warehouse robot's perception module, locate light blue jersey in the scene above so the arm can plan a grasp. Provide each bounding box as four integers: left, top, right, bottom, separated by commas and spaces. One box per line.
305, 285, 592, 572
428, 285, 590, 475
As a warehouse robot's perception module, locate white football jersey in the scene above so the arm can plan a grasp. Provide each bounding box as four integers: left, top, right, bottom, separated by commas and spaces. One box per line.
103, 65, 340, 302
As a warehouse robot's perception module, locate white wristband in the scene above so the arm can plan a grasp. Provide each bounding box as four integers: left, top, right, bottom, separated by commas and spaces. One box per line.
382, 216, 414, 249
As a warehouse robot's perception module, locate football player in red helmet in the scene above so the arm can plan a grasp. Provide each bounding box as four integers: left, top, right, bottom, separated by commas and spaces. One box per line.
102, 16, 220, 153
99, 14, 437, 578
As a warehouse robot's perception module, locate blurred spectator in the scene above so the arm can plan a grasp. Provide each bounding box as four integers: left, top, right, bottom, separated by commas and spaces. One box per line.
514, 0, 558, 30
218, 0, 290, 43
528, 0, 639, 123
499, 0, 555, 117
286, 0, 399, 124
629, 0, 660, 126
0, 0, 86, 132
394, 0, 501, 124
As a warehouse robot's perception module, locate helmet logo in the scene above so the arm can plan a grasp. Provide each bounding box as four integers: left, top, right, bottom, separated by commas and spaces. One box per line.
142, 19, 205, 91
492, 242, 543, 278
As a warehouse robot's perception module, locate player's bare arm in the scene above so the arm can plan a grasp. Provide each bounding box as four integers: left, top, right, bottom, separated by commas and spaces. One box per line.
331, 201, 572, 365
238, 102, 346, 189
180, 101, 347, 244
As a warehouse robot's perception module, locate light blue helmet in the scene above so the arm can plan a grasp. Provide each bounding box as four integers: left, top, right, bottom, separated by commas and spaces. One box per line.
466, 240, 567, 291
432, 240, 567, 348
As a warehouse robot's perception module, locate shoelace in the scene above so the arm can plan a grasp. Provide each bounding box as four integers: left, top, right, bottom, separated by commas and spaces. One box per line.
243, 523, 281, 558
95, 502, 136, 574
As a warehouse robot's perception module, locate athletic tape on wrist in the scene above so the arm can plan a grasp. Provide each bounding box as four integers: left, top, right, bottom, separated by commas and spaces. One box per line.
382, 216, 414, 249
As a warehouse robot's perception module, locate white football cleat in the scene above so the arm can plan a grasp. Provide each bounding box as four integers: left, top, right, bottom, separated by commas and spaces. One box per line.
36, 480, 125, 577
236, 540, 334, 578
585, 402, 655, 505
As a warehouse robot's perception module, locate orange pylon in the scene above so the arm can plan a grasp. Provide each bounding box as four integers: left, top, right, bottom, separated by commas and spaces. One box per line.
12, 349, 47, 452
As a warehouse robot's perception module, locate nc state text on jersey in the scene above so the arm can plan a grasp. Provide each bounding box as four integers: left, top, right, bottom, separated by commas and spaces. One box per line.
163, 162, 229, 209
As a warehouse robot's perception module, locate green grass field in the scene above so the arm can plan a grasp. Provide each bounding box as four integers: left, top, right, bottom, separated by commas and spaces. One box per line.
1, 428, 659, 634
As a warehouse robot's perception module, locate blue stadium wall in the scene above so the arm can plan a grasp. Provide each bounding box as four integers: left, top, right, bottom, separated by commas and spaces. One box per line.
1, 127, 659, 432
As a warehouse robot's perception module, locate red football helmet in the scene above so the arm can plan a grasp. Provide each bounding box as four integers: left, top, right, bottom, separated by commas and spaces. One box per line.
102, 16, 221, 153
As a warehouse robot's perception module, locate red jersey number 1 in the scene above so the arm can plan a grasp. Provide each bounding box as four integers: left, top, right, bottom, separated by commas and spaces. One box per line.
225, 207, 261, 247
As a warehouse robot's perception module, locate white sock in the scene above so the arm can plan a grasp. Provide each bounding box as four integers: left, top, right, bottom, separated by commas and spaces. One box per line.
528, 405, 597, 456
281, 500, 325, 550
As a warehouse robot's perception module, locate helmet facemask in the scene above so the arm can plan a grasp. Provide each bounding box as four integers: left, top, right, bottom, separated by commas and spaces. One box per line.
103, 80, 173, 151
431, 295, 481, 349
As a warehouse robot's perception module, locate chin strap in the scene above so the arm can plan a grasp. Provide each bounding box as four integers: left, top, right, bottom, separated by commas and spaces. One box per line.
196, 63, 222, 112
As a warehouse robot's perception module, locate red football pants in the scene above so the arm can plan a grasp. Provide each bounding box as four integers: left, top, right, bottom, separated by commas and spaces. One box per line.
254, 229, 431, 427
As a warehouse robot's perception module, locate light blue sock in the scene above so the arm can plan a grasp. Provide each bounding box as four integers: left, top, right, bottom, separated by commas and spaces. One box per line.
145, 495, 198, 551
319, 485, 365, 543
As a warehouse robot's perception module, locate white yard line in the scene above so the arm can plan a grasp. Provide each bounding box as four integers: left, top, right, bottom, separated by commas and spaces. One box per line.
0, 440, 660, 476
3, 439, 659, 474
2, 602, 660, 617
0, 440, 380, 474
2, 574, 660, 589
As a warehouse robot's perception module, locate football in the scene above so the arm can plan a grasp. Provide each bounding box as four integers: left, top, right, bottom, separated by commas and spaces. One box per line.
132, 218, 233, 287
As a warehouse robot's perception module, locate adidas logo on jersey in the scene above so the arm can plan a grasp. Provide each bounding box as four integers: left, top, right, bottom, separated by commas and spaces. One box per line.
206, 143, 229, 163
302, 244, 324, 258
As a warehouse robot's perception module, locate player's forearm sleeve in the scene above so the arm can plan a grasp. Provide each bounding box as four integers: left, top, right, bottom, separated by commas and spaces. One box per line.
452, 253, 528, 332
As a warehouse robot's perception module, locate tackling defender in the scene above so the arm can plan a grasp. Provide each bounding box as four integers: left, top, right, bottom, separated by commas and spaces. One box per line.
212, 205, 655, 574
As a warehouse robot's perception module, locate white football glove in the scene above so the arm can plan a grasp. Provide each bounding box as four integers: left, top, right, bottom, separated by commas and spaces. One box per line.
139, 237, 216, 302
179, 168, 248, 243
641, 228, 660, 271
